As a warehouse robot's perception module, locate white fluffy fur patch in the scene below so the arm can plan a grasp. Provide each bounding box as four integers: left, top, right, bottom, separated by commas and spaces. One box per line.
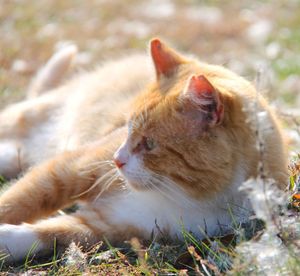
0, 141, 20, 179
0, 224, 44, 262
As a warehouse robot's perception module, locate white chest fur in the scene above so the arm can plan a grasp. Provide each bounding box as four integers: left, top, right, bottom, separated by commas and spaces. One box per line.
95, 176, 251, 240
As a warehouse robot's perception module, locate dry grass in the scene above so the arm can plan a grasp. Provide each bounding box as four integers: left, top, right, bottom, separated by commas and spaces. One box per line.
1, 0, 300, 274
1, 1, 300, 106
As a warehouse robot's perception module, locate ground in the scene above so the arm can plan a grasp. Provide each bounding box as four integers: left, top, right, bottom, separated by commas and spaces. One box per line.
0, 0, 300, 274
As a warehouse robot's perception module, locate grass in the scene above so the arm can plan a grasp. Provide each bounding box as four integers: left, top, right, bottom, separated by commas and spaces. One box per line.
0, 233, 239, 274
0, 0, 300, 274
0, 185, 297, 275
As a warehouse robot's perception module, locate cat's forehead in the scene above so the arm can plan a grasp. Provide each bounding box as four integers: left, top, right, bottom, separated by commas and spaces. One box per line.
128, 107, 158, 136
128, 101, 189, 144
127, 60, 225, 137
129, 90, 162, 125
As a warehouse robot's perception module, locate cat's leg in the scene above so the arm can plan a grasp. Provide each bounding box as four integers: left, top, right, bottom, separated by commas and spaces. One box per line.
0, 213, 98, 262
28, 44, 77, 98
0, 150, 84, 224
0, 129, 125, 224
0, 207, 144, 263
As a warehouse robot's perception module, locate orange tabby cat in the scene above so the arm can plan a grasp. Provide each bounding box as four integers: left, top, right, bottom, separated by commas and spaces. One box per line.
0, 39, 287, 262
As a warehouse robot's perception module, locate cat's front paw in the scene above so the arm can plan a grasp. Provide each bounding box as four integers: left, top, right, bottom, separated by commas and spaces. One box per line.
0, 224, 43, 262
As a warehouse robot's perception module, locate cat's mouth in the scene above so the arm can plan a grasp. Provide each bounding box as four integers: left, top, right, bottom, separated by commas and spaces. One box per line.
116, 167, 150, 192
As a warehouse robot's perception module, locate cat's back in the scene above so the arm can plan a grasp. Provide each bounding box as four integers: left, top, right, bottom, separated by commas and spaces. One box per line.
0, 53, 151, 178
56, 54, 152, 150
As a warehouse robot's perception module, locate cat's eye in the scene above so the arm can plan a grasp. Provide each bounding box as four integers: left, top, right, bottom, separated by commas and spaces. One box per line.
144, 137, 155, 151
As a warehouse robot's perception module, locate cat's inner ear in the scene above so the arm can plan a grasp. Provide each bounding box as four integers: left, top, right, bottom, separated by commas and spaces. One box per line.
181, 75, 224, 126
150, 39, 184, 79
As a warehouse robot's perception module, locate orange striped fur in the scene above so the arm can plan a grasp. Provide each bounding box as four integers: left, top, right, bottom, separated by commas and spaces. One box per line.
0, 39, 287, 262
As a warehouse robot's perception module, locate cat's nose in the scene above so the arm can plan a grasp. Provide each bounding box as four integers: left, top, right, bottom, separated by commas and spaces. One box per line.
114, 158, 126, 169
113, 142, 129, 169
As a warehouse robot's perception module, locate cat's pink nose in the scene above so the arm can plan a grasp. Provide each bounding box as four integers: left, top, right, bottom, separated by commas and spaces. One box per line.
114, 158, 126, 169
113, 142, 128, 169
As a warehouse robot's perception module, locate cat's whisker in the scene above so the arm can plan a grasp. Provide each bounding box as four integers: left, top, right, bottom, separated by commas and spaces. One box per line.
73, 167, 117, 198
99, 146, 117, 154
147, 178, 177, 199
79, 160, 115, 175
118, 177, 127, 186
79, 165, 110, 176
136, 170, 176, 198
149, 173, 196, 208
79, 164, 114, 174
83, 160, 114, 168
117, 175, 125, 182
117, 177, 128, 192
144, 178, 170, 199
93, 168, 118, 187
93, 171, 119, 202
71, 180, 101, 199
143, 177, 189, 208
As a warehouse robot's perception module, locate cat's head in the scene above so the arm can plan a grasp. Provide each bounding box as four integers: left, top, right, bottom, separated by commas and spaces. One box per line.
114, 39, 247, 199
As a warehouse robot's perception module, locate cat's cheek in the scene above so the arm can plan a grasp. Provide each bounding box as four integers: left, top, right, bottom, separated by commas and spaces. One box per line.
121, 155, 148, 190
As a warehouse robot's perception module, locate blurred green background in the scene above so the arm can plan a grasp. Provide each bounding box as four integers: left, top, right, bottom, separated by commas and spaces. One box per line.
1, 0, 299, 110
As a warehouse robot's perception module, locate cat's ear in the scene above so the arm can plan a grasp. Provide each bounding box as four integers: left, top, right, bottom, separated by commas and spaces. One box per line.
150, 38, 185, 79
181, 75, 224, 127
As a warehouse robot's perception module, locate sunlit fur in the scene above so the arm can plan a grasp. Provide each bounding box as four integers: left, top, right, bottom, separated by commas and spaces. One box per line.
125, 57, 287, 198
0, 51, 150, 179
0, 39, 287, 262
